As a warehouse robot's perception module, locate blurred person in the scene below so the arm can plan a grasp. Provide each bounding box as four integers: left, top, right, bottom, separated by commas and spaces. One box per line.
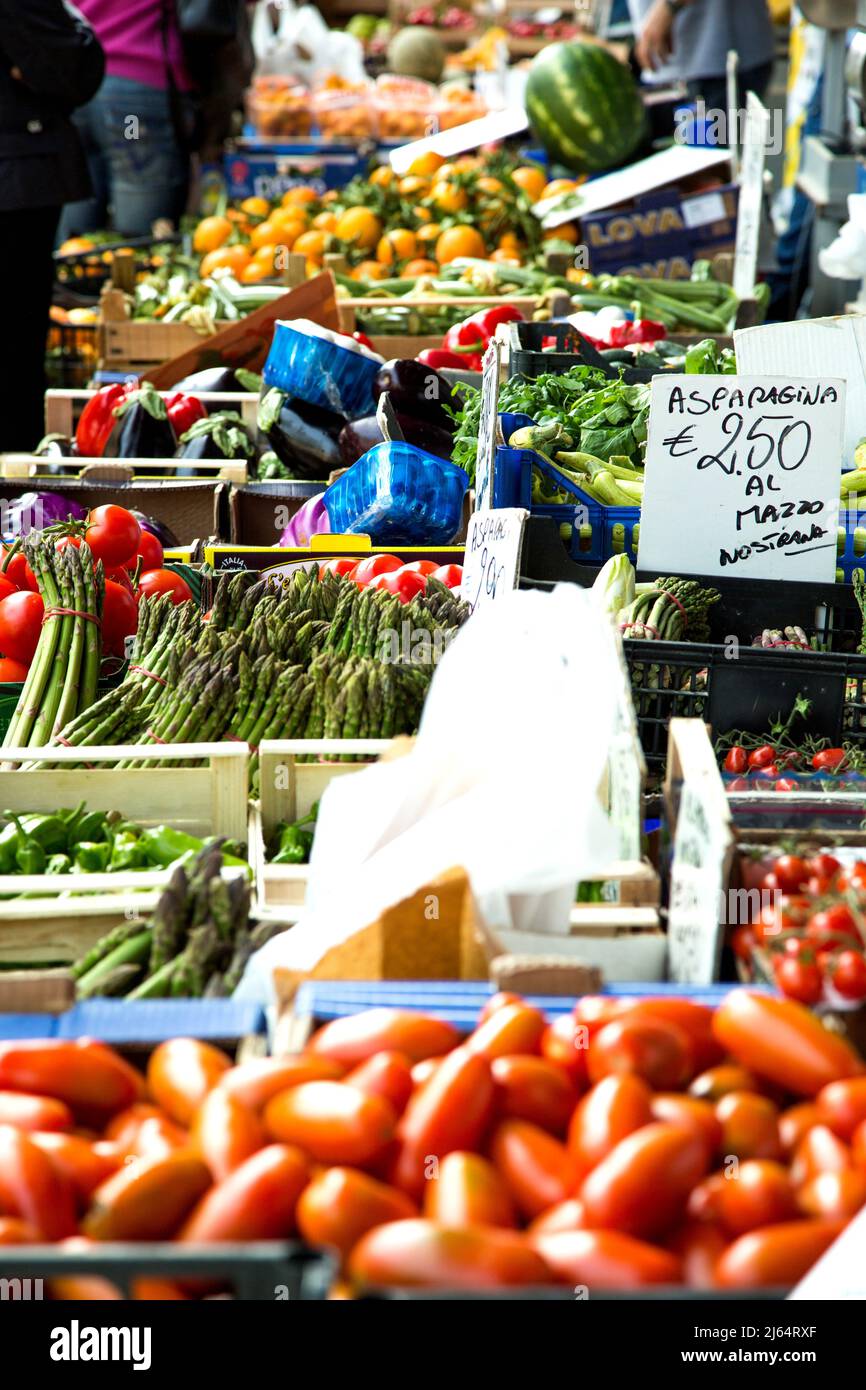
629, 0, 776, 110
59, 1, 196, 238
0, 0, 103, 450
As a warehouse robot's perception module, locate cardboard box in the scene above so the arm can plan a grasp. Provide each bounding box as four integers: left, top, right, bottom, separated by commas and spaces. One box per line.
0, 478, 227, 551
581, 181, 739, 280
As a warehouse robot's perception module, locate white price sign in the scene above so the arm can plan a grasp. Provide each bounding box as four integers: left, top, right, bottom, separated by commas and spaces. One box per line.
460, 507, 528, 615
474, 340, 501, 513
789, 1205, 866, 1300
733, 92, 771, 299
667, 778, 733, 985
638, 374, 845, 583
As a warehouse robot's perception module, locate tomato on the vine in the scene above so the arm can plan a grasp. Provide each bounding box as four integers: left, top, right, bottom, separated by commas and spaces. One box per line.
831, 951, 866, 1002
369, 569, 427, 605
730, 926, 756, 962
775, 779, 799, 792
137, 570, 193, 606
124, 531, 163, 575
810, 854, 841, 882
774, 957, 822, 1006
772, 856, 810, 894
0, 657, 28, 681
318, 558, 356, 581
85, 506, 141, 569
812, 749, 846, 772
806, 906, 860, 951
723, 747, 747, 774
837, 862, 866, 895
748, 745, 777, 769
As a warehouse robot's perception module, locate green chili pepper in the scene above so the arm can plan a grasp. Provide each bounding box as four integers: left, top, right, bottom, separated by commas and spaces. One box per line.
74, 841, 112, 873
11, 818, 47, 875
67, 810, 111, 848
46, 853, 72, 875
109, 831, 150, 872
271, 824, 314, 866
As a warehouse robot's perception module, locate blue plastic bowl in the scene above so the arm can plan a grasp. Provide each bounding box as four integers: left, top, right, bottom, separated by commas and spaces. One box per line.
324, 442, 469, 544
262, 321, 380, 417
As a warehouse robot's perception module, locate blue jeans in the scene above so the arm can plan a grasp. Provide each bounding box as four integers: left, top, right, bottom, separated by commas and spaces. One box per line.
58, 76, 191, 239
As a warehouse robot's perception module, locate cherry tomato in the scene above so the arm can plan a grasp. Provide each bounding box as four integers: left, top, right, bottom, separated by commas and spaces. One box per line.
775, 956, 823, 1006
809, 853, 841, 881
430, 564, 463, 589
180, 1144, 309, 1242
490, 1055, 577, 1136
348, 1218, 551, 1290
0, 1038, 143, 1124
797, 1169, 866, 1220
490, 1119, 577, 1220
831, 950, 866, 1002
730, 925, 756, 963
690, 1063, 762, 1103
771, 855, 810, 894
817, 1077, 866, 1141
466, 1002, 546, 1060
587, 1016, 694, 1090
715, 1219, 845, 1288
306, 1009, 458, 1067
424, 1150, 516, 1229
837, 862, 866, 895
392, 1047, 495, 1198
812, 748, 846, 771
667, 1220, 728, 1289
715, 1160, 796, 1236
318, 557, 356, 580
344, 1051, 414, 1117
754, 764, 780, 779
790, 1125, 852, 1185
264, 1080, 396, 1167
82, 1153, 211, 1241
716, 1090, 782, 1161
775, 778, 799, 791
539, 1013, 590, 1087
190, 1087, 267, 1181
748, 745, 777, 769
0, 657, 29, 681
146, 1038, 232, 1126
567, 1073, 653, 1182
85, 505, 140, 568
137, 568, 193, 605
101, 578, 138, 658
728, 777, 751, 791
0, 1127, 77, 1239
779, 1102, 821, 1157
650, 1093, 722, 1162
712, 989, 863, 1097
349, 554, 403, 586
532, 1229, 682, 1289
125, 530, 164, 574
806, 905, 860, 951
369, 569, 427, 604
580, 1122, 708, 1240
0, 590, 43, 665
297, 1166, 417, 1260
723, 746, 747, 774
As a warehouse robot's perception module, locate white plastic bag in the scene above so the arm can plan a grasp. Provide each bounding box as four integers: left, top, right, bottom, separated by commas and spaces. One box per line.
818, 195, 866, 281
237, 585, 626, 1003
252, 1, 366, 84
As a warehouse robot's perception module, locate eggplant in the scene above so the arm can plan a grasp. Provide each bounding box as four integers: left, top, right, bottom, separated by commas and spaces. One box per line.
373, 359, 460, 432
106, 382, 176, 460
130, 512, 179, 549
257, 388, 344, 480
174, 411, 257, 477
171, 366, 263, 395
339, 411, 456, 467
32, 434, 78, 475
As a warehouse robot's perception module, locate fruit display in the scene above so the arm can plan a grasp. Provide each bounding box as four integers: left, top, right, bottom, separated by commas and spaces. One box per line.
524, 40, 648, 176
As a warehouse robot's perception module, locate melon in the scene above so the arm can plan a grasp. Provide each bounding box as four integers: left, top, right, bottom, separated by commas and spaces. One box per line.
387, 26, 446, 83
524, 41, 647, 176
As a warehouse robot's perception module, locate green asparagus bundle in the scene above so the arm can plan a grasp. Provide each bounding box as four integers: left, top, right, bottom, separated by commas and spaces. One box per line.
3, 538, 104, 755
619, 577, 720, 643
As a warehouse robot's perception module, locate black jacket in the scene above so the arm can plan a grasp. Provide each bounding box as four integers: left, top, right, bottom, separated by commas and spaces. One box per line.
0, 0, 104, 211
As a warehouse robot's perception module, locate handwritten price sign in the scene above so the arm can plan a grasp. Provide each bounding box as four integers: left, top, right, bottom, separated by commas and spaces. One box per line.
460, 507, 528, 615
638, 375, 846, 583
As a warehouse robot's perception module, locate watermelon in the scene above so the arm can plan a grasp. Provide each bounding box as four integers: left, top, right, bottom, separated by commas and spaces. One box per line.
524, 42, 647, 176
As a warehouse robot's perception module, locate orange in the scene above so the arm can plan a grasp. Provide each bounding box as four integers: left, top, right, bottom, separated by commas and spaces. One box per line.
498, 231, 522, 252
292, 229, 328, 259
397, 175, 429, 198
541, 178, 578, 200
199, 245, 251, 278
249, 218, 285, 249
435, 225, 486, 264
543, 222, 579, 245
430, 182, 468, 215
403, 257, 439, 276
407, 150, 445, 178
491, 249, 522, 265
416, 223, 442, 246
369, 166, 396, 188
453, 155, 480, 172
271, 206, 309, 233
281, 185, 319, 208
376, 228, 417, 265
352, 260, 389, 281
304, 257, 322, 278
240, 195, 271, 219
192, 215, 232, 254
512, 166, 547, 201
312, 211, 339, 232
321, 189, 339, 205
334, 206, 382, 250
58, 236, 96, 257
476, 176, 505, 196
240, 260, 275, 283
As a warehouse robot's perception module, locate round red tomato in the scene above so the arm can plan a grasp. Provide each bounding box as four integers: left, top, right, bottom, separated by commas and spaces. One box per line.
85, 505, 141, 569
806, 906, 859, 951
137, 570, 192, 606
831, 951, 866, 1002
369, 569, 427, 604
125, 531, 163, 575
431, 564, 463, 589
101, 580, 138, 657
399, 560, 439, 576
809, 853, 840, 882
3, 553, 36, 592
0, 576, 17, 605
0, 591, 43, 664
837, 862, 866, 895
318, 558, 356, 580
587, 1016, 694, 1091
350, 555, 403, 586
771, 855, 809, 894
775, 956, 823, 1006
0, 656, 28, 681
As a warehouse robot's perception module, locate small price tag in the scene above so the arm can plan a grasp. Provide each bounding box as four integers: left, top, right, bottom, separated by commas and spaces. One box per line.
733, 92, 771, 299
389, 108, 529, 175
667, 778, 733, 985
638, 373, 845, 583
474, 340, 501, 513
460, 507, 528, 615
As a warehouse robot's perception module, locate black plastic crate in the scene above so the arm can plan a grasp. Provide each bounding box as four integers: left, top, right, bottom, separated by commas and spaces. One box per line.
506, 320, 676, 384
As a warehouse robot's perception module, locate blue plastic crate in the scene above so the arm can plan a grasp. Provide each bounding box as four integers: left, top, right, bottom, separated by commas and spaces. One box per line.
836, 521, 866, 583
0, 1000, 266, 1044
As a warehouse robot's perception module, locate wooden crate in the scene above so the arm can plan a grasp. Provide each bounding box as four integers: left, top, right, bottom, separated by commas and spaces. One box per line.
0, 454, 247, 485
253, 737, 393, 913
0, 742, 249, 964
98, 318, 228, 374
336, 292, 572, 338
44, 388, 259, 439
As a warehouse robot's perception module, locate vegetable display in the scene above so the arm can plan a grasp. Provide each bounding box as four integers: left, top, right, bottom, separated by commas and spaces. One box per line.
0, 991, 860, 1295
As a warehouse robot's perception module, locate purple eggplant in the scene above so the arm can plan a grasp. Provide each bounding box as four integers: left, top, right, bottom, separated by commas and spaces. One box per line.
373, 359, 460, 432
105, 381, 177, 459
338, 411, 455, 467
175, 411, 257, 476
257, 388, 344, 480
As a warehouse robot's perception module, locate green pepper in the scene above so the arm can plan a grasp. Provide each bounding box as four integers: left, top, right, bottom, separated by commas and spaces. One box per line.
272, 824, 314, 866
74, 841, 112, 873
46, 853, 72, 875
138, 824, 207, 868
11, 818, 47, 875
67, 810, 111, 848
109, 831, 150, 872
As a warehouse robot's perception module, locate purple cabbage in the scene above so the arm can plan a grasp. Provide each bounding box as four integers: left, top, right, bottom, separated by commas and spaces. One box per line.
5, 491, 87, 538
279, 494, 330, 548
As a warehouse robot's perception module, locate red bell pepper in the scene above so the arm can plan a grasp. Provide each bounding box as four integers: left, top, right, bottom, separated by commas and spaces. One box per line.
416, 348, 469, 370
469, 305, 525, 339
74, 382, 135, 458
443, 318, 488, 371
607, 319, 666, 348
165, 391, 207, 438
352, 330, 377, 352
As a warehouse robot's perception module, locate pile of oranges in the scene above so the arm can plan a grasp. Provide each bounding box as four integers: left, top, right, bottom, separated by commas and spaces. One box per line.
190, 154, 583, 285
